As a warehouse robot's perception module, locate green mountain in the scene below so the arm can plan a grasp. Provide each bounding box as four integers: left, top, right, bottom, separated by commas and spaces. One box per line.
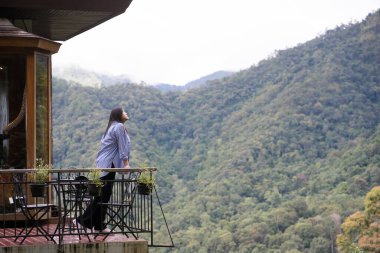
145, 71, 235, 92
52, 10, 380, 252
183, 70, 235, 89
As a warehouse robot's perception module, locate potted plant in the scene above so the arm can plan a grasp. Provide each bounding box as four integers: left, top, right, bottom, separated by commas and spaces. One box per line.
30, 158, 51, 197
87, 168, 103, 196
137, 168, 155, 195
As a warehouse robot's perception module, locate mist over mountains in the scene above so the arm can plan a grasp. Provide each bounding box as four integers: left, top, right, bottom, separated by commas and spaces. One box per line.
52, 10, 380, 253
53, 65, 234, 91
53, 65, 131, 88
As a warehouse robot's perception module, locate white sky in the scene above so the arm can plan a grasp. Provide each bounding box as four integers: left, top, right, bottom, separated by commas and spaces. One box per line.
53, 0, 380, 85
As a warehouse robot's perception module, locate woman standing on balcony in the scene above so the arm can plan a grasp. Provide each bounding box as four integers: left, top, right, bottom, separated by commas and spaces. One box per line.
76, 107, 130, 233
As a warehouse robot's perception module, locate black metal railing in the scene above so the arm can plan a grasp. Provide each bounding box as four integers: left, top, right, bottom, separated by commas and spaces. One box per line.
0, 168, 174, 250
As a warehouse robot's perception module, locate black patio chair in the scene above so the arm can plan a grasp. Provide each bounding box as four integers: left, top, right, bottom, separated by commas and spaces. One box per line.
95, 172, 138, 240
12, 174, 55, 244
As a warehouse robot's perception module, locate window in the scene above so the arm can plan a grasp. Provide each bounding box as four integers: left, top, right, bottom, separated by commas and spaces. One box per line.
36, 54, 50, 163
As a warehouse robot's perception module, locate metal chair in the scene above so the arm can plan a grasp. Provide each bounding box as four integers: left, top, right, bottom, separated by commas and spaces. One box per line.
12, 174, 55, 244
95, 172, 138, 240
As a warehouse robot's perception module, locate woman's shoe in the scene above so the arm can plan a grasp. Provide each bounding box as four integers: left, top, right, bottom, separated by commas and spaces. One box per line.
72, 219, 85, 230
94, 227, 112, 234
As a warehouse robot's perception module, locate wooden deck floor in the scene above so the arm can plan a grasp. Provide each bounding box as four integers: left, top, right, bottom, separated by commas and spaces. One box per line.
0, 224, 143, 247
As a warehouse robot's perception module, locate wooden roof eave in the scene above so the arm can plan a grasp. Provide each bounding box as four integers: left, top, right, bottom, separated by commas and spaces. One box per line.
0, 0, 134, 41
0, 37, 61, 54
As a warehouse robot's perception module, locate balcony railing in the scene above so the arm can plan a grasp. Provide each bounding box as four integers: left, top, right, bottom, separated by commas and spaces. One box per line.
0, 168, 174, 251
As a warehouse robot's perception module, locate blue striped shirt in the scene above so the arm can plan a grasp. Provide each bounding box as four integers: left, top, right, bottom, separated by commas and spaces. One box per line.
95, 122, 130, 176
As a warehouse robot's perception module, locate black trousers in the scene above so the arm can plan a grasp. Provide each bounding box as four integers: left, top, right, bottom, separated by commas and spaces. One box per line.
77, 171, 116, 230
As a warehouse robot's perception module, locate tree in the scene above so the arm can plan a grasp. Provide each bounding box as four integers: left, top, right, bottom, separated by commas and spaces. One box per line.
336, 186, 380, 252
310, 237, 331, 253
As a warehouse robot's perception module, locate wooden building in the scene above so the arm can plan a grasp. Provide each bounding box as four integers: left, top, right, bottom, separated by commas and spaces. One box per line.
0, 0, 134, 217
0, 0, 133, 169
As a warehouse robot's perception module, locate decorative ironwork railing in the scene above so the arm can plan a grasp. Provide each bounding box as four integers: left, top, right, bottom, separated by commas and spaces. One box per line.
0, 168, 174, 250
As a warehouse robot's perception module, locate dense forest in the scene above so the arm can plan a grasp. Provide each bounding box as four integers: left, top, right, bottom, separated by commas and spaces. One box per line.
52, 10, 380, 252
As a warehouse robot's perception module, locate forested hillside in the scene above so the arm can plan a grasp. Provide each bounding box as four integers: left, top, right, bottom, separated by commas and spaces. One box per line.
52, 10, 380, 252
154, 71, 234, 92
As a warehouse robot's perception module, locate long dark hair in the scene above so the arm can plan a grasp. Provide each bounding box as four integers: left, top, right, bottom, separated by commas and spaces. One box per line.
103, 107, 124, 136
